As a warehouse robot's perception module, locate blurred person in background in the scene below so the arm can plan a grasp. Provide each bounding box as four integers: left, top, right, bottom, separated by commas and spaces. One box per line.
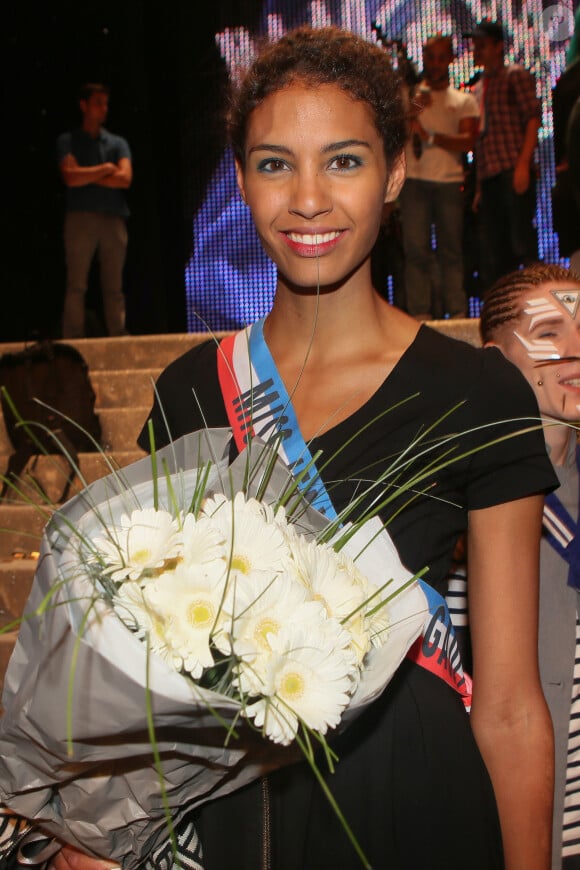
56, 83, 132, 338
399, 33, 479, 320
467, 20, 541, 293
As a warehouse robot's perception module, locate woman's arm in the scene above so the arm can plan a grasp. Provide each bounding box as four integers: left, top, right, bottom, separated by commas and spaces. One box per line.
468, 495, 553, 870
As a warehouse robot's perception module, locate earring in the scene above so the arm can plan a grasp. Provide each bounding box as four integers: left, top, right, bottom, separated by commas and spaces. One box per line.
537, 378, 544, 386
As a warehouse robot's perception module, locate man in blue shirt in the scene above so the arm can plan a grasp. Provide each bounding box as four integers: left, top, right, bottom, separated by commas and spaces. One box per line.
56, 83, 132, 337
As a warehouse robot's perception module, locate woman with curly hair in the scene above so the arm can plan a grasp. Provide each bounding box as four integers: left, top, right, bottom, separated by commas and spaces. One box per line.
51, 26, 555, 870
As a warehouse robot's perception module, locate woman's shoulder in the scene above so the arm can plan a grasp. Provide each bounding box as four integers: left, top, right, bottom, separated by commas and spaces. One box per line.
138, 339, 224, 450
409, 324, 490, 380
404, 326, 542, 435
415, 325, 521, 377
156, 338, 218, 386
152, 338, 222, 407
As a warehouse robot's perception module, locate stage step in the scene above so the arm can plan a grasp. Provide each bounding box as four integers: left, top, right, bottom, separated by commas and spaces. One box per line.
0, 407, 149, 456
0, 333, 213, 372
0, 559, 37, 628
0, 450, 145, 507
0, 332, 208, 692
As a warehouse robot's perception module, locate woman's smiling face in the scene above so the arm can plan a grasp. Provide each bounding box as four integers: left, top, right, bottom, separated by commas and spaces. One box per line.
493, 282, 580, 422
236, 81, 405, 294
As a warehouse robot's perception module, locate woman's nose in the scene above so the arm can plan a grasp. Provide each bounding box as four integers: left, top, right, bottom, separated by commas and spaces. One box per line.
288, 170, 332, 219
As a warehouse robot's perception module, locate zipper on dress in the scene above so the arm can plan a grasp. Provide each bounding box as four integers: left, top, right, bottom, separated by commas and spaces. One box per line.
261, 775, 272, 870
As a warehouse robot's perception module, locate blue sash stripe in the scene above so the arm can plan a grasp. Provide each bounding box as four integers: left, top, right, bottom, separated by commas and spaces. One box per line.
248, 319, 336, 519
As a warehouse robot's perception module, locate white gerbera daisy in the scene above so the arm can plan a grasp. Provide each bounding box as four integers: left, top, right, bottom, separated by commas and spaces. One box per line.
181, 513, 226, 568
113, 580, 154, 635
243, 622, 355, 745
113, 580, 175, 665
221, 573, 319, 693
95, 508, 182, 582
288, 537, 375, 665
144, 562, 227, 679
201, 492, 291, 578
289, 537, 365, 618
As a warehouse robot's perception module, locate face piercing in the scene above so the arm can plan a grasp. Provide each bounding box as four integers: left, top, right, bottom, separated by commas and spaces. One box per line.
537, 378, 544, 386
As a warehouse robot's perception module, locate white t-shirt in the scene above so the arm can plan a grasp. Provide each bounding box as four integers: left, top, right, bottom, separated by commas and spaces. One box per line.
405, 85, 479, 184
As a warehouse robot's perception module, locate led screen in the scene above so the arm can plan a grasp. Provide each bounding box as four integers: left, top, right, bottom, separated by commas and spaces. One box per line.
185, 0, 577, 330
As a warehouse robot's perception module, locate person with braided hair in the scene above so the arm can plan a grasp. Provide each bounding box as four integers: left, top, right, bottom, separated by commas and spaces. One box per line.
482, 263, 580, 869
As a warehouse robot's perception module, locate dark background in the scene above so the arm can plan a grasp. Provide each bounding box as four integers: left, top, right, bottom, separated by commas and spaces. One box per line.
4, 1, 577, 340
2, 1, 265, 341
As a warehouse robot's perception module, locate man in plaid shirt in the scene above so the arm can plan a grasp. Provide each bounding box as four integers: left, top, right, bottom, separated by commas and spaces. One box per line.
466, 20, 541, 292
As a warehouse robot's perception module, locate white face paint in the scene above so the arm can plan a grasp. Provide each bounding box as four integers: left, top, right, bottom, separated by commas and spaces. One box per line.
513, 295, 563, 360
498, 284, 580, 424
513, 330, 561, 360
523, 295, 563, 330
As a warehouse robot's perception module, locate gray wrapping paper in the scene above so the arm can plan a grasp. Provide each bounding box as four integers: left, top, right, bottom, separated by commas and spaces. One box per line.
0, 429, 426, 867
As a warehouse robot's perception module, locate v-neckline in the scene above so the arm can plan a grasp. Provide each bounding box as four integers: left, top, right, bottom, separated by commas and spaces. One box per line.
304, 326, 425, 447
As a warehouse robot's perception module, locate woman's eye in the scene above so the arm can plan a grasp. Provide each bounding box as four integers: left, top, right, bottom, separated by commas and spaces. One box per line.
329, 154, 362, 171
257, 158, 288, 173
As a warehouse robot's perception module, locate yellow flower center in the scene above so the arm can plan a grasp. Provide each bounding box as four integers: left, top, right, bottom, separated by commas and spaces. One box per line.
230, 553, 252, 574
255, 617, 279, 651
187, 599, 214, 629
280, 671, 305, 701
132, 548, 153, 566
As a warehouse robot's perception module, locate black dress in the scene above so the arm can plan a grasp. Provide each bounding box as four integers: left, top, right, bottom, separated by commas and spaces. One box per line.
139, 326, 557, 870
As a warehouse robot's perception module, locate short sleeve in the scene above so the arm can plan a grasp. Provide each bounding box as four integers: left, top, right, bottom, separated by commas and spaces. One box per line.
56, 132, 72, 164
459, 92, 479, 121
463, 347, 557, 510
509, 67, 542, 125
137, 340, 225, 451
116, 136, 132, 161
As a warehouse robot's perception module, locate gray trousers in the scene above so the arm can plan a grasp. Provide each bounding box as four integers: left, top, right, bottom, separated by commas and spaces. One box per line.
399, 178, 467, 318
63, 211, 128, 337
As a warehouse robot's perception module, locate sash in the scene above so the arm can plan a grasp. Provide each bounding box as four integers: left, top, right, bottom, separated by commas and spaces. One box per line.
217, 321, 472, 708
217, 319, 334, 517
543, 447, 580, 592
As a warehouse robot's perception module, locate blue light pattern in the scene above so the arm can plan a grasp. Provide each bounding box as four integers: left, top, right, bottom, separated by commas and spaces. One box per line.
185, 0, 576, 331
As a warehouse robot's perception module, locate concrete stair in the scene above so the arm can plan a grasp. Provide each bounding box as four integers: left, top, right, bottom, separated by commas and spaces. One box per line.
0, 320, 480, 693
0, 332, 218, 692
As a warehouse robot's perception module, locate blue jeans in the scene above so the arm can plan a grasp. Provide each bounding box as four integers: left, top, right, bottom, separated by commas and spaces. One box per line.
399, 179, 467, 317
478, 169, 538, 293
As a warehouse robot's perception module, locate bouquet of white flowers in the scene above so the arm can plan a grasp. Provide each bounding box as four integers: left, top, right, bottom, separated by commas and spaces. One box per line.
0, 428, 427, 868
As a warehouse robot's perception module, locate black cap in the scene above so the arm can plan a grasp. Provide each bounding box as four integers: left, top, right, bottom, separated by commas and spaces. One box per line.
464, 19, 505, 41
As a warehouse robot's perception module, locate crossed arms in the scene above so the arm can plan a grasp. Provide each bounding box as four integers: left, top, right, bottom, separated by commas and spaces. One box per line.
59, 154, 132, 189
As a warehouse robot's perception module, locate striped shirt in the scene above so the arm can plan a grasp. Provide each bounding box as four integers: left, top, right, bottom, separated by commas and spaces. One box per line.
563, 613, 580, 857
445, 565, 468, 627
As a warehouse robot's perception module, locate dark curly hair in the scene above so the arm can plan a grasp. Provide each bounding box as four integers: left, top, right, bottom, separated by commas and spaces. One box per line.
229, 26, 407, 170
480, 263, 580, 343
